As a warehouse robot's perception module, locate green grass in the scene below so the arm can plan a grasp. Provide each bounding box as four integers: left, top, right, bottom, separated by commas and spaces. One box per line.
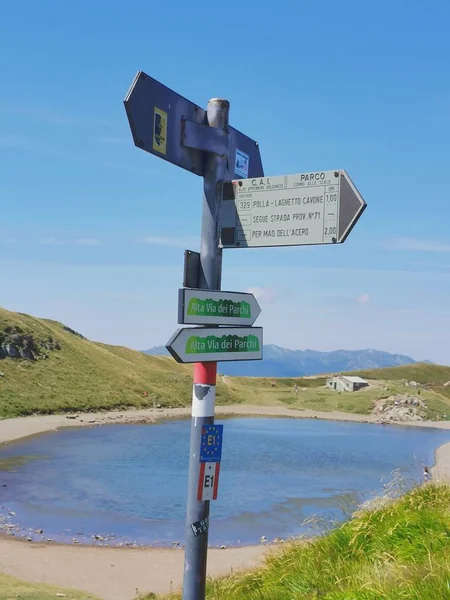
2, 306, 450, 420
154, 484, 450, 600
222, 376, 434, 416
350, 363, 450, 384
0, 307, 240, 418
0, 573, 99, 600
436, 386, 450, 400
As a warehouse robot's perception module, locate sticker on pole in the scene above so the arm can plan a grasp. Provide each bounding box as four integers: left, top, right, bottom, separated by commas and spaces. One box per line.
191, 517, 209, 537
235, 149, 249, 178
197, 462, 220, 501
200, 424, 223, 463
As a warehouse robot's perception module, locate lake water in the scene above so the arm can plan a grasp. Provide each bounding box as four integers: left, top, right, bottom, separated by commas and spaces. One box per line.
1, 417, 449, 547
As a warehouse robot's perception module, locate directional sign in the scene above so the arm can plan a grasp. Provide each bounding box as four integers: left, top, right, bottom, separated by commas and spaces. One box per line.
218, 169, 366, 249
178, 289, 261, 326
166, 327, 263, 363
124, 71, 264, 178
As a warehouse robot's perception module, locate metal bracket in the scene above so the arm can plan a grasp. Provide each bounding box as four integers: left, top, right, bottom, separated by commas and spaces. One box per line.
183, 249, 201, 289
182, 119, 229, 156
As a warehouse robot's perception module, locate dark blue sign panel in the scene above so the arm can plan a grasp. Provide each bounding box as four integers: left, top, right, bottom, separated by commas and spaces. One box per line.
124, 71, 264, 179
200, 424, 223, 463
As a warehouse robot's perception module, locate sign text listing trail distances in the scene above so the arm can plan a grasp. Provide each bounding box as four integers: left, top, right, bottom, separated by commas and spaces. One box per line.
219, 169, 366, 249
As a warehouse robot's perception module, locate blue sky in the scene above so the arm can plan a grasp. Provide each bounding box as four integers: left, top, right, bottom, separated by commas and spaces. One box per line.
1, 0, 450, 364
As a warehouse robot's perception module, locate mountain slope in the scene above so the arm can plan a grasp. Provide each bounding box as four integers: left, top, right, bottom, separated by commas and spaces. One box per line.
0, 307, 239, 418
2, 306, 448, 421
143, 344, 418, 377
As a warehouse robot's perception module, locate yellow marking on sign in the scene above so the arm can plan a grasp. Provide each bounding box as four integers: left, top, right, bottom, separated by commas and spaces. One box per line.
153, 107, 167, 155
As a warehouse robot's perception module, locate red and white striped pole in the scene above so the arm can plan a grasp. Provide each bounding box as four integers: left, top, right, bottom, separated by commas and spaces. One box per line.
192, 363, 216, 417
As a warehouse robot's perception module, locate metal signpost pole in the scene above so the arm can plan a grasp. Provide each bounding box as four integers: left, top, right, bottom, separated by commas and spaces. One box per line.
182, 99, 230, 600
124, 70, 366, 600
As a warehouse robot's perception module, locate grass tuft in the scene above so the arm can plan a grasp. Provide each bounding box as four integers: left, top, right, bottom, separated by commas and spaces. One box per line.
0, 573, 99, 600
149, 484, 450, 600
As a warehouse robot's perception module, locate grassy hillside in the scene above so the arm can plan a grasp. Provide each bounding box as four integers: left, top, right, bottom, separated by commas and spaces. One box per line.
0, 307, 240, 418
0, 573, 99, 600
155, 484, 450, 600
350, 363, 450, 384
1, 306, 450, 420
221, 373, 450, 420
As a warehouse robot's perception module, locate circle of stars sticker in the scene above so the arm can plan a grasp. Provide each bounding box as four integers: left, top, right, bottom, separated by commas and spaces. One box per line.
199, 424, 223, 463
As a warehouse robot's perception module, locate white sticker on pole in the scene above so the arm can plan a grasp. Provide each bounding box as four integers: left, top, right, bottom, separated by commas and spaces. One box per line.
197, 462, 220, 501
235, 149, 249, 178
192, 383, 216, 417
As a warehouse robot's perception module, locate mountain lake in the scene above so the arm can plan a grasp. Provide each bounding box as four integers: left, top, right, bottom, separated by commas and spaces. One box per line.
1, 417, 449, 547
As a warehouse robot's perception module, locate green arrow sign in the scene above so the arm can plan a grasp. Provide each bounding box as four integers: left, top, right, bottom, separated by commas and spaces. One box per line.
178, 289, 261, 326
166, 327, 263, 363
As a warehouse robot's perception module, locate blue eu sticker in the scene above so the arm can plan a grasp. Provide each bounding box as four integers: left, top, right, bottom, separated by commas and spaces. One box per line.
200, 424, 223, 463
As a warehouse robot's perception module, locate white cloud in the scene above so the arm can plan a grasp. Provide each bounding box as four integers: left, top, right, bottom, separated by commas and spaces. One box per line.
357, 293, 370, 305
0, 135, 34, 150
39, 237, 63, 245
0, 105, 75, 125
97, 136, 129, 144
38, 237, 104, 246
101, 293, 147, 301
136, 235, 199, 249
405, 261, 450, 269
0, 105, 118, 128
382, 236, 450, 253
75, 238, 104, 246
2, 237, 19, 244
245, 286, 276, 304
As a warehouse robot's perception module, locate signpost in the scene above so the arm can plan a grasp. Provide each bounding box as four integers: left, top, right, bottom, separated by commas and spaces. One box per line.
218, 170, 366, 249
178, 289, 261, 326
167, 327, 263, 363
124, 69, 367, 600
125, 72, 265, 600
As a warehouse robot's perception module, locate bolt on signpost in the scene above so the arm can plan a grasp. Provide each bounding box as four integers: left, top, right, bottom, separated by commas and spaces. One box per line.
124, 71, 367, 600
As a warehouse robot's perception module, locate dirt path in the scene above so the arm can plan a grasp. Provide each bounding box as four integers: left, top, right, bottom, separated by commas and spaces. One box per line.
4, 403, 450, 447
0, 537, 267, 600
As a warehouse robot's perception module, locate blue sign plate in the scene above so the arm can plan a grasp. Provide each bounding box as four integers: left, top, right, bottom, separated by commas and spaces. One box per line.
200, 424, 223, 463
124, 72, 264, 179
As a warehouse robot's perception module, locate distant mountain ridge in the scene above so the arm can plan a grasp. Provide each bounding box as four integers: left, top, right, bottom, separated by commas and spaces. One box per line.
142, 345, 420, 377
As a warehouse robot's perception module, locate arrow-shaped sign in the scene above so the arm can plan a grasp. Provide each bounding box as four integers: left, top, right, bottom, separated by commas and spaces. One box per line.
218, 169, 366, 249
337, 170, 367, 243
178, 289, 261, 326
166, 327, 263, 364
124, 72, 264, 179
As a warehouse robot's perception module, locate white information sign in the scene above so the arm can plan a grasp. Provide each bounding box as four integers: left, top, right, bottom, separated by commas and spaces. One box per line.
218, 169, 366, 249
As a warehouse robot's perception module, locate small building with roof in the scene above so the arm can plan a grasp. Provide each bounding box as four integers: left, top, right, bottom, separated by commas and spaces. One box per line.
326, 375, 369, 393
